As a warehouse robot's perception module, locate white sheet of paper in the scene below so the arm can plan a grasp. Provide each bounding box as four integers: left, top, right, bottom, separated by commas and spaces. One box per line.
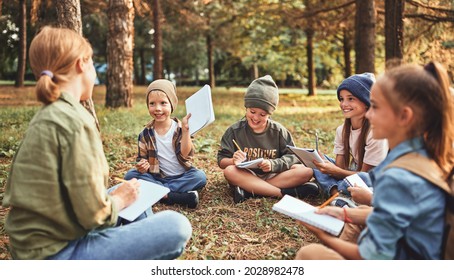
118, 179, 170, 221
185, 84, 215, 136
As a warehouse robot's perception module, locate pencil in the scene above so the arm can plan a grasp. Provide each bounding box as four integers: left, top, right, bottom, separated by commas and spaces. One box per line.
315, 132, 319, 151
319, 192, 339, 209
232, 139, 242, 151
113, 177, 127, 183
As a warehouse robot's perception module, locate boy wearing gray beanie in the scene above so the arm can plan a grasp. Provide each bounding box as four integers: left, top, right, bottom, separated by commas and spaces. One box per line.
217, 75, 319, 203
124, 79, 207, 208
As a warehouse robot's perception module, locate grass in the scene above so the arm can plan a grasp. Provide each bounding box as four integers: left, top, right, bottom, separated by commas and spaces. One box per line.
0, 84, 342, 260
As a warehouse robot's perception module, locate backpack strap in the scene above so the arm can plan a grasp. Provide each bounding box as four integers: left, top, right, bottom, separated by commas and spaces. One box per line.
385, 153, 452, 195
386, 152, 454, 259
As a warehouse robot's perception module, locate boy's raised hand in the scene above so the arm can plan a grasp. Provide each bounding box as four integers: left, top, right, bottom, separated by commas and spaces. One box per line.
182, 113, 191, 132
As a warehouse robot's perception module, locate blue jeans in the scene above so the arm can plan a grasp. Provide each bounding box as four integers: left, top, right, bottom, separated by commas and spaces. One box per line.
313, 156, 372, 197
46, 210, 192, 260
124, 167, 207, 193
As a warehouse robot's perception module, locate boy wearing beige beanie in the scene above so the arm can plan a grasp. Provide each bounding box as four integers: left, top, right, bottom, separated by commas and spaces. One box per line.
217, 75, 319, 203
124, 79, 206, 208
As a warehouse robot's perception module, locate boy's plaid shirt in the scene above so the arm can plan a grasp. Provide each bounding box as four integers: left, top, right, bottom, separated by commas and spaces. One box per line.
137, 117, 193, 176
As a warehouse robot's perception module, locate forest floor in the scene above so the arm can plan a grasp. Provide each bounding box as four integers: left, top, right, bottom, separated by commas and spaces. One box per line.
0, 84, 341, 260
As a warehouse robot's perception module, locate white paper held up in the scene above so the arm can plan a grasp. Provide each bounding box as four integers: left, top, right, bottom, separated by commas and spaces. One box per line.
185, 84, 215, 136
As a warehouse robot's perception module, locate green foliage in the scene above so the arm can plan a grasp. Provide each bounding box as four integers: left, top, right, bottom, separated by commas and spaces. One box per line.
0, 107, 37, 158
193, 138, 217, 154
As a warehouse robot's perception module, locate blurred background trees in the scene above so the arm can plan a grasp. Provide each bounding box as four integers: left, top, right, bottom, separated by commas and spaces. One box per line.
0, 0, 453, 104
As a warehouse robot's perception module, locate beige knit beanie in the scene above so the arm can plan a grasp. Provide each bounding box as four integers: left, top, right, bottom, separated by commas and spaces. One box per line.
145, 79, 178, 112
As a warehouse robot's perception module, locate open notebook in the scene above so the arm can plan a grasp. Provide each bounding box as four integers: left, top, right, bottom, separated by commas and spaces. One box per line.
273, 195, 345, 236
344, 173, 373, 193
287, 145, 324, 169
236, 158, 264, 169
118, 179, 170, 221
185, 84, 215, 136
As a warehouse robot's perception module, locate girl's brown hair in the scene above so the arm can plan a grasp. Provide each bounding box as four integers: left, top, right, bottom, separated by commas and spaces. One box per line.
342, 117, 370, 171
377, 61, 454, 175
29, 26, 92, 104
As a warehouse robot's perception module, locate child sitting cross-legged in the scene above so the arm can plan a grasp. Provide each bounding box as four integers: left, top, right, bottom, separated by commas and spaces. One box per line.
217, 75, 319, 204
124, 79, 207, 208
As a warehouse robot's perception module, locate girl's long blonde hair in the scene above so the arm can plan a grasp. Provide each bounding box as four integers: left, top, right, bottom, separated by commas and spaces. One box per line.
377, 61, 454, 175
29, 26, 92, 104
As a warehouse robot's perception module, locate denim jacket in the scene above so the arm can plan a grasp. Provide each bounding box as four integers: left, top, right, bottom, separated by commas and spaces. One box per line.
357, 137, 445, 259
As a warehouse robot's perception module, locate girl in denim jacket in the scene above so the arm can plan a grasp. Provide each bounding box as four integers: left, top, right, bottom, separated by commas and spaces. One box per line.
295, 61, 454, 260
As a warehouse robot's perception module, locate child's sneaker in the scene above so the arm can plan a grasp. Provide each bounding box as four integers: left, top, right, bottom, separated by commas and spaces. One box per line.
164, 191, 199, 209
233, 186, 252, 204
281, 182, 320, 199
330, 196, 357, 208
232, 185, 264, 204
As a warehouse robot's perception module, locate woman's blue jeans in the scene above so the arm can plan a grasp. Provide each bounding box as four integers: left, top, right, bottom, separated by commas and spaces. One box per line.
46, 210, 192, 260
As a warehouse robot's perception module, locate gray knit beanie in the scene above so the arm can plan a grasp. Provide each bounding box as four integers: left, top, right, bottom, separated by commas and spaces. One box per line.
145, 79, 178, 112
336, 73, 375, 107
244, 75, 279, 114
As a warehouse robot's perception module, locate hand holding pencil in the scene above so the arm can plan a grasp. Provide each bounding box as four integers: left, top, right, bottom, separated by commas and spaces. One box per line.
314, 192, 349, 222
232, 139, 246, 165
110, 177, 140, 210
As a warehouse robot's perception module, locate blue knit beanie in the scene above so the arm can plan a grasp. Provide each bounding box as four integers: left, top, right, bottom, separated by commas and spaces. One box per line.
336, 73, 375, 107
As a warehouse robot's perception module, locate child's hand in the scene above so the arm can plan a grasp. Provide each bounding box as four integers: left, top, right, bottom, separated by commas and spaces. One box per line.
314, 160, 338, 176
348, 186, 372, 206
182, 113, 191, 132
315, 205, 344, 220
232, 150, 246, 165
259, 159, 272, 172
136, 159, 150, 173
297, 220, 330, 240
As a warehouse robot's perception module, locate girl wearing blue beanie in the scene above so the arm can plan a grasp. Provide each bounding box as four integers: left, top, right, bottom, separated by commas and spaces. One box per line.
294, 73, 388, 206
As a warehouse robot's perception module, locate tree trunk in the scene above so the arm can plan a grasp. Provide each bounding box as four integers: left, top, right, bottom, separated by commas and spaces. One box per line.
355, 0, 376, 74
106, 0, 134, 108
207, 34, 215, 88
343, 28, 352, 78
152, 0, 163, 80
306, 28, 316, 96
139, 48, 146, 85
385, 0, 404, 64
15, 0, 26, 88
252, 64, 258, 80
56, 0, 100, 130
56, 0, 82, 34
195, 68, 199, 86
